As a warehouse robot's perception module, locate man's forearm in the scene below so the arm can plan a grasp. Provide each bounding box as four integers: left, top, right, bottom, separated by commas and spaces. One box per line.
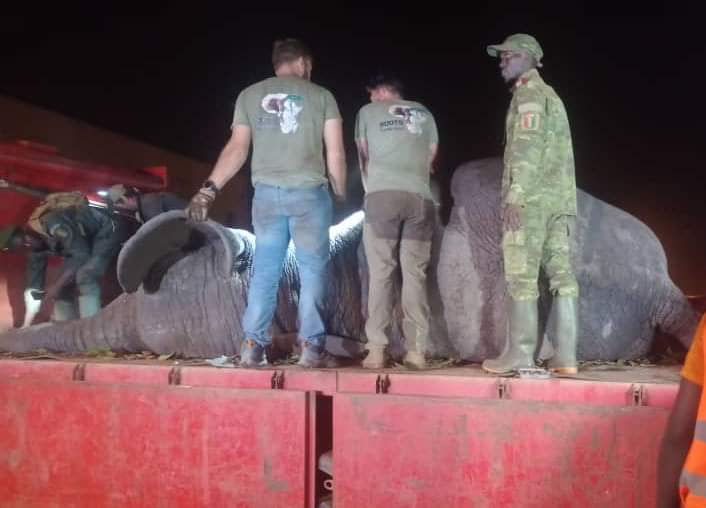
206, 145, 249, 190
657, 438, 691, 508
657, 378, 702, 508
428, 143, 438, 174
358, 155, 368, 193
327, 152, 347, 199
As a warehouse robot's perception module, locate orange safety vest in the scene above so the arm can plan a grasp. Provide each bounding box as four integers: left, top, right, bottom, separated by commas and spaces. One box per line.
681, 341, 706, 506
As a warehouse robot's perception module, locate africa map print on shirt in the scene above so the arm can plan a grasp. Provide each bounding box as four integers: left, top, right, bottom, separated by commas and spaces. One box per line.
261, 93, 304, 134
383, 105, 428, 135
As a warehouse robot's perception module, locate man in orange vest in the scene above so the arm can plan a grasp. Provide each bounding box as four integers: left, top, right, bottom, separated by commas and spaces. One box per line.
658, 314, 706, 507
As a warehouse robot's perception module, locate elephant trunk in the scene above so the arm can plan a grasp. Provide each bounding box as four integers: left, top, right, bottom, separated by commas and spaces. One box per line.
0, 293, 144, 354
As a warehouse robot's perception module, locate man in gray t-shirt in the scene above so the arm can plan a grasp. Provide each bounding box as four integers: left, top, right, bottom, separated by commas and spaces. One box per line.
186, 39, 347, 368
355, 74, 438, 370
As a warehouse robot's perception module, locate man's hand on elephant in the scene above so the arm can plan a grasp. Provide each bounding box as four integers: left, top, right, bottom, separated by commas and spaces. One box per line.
22, 288, 44, 327
503, 203, 522, 232
186, 187, 217, 222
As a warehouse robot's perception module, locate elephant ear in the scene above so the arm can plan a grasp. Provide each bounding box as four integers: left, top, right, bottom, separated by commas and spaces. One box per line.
117, 210, 233, 293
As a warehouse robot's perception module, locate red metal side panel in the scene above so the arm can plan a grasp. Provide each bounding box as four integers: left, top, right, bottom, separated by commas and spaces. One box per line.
334, 393, 669, 508
0, 358, 79, 381
83, 362, 175, 385
337, 371, 500, 398
179, 367, 338, 396
0, 380, 309, 508
336, 370, 678, 408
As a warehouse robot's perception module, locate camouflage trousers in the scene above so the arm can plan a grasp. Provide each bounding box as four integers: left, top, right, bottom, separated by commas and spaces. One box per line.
363, 190, 435, 353
502, 206, 579, 301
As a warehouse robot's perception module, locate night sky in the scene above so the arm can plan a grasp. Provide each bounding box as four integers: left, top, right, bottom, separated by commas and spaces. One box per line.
1, 7, 705, 293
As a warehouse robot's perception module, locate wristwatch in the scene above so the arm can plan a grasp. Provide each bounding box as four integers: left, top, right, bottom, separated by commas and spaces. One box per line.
202, 180, 220, 193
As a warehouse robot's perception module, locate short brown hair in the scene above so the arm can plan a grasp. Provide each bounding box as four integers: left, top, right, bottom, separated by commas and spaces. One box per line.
366, 74, 405, 97
272, 38, 312, 69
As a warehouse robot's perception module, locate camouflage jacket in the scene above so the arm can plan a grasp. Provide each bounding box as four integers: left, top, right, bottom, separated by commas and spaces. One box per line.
502, 69, 577, 216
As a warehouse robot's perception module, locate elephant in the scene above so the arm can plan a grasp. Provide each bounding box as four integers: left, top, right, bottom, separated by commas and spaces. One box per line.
0, 157, 697, 364
437, 157, 698, 361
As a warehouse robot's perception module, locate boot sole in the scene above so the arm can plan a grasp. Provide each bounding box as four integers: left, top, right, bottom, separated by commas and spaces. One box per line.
240, 361, 267, 368
481, 367, 515, 376
549, 367, 578, 375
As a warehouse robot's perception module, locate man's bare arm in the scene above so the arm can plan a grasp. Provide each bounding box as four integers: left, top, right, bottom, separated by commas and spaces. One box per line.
185, 125, 251, 222
429, 143, 438, 174
657, 377, 702, 508
323, 118, 346, 201
205, 125, 252, 190
355, 137, 369, 193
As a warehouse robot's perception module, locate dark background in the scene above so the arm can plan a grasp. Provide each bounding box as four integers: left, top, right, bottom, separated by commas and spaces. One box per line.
1, 6, 704, 293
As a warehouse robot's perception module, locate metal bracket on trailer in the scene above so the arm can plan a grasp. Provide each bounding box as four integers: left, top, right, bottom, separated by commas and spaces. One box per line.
629, 384, 646, 406
271, 370, 285, 390
375, 374, 390, 394
72, 363, 86, 382
168, 366, 182, 386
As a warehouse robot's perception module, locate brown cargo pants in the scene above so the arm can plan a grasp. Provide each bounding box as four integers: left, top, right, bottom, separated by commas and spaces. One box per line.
363, 190, 435, 353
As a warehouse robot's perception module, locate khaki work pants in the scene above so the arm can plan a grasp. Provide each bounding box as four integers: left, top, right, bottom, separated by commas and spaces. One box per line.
363, 190, 435, 353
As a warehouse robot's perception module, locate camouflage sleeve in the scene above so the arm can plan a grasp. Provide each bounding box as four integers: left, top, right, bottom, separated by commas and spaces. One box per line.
26, 250, 48, 290
504, 89, 547, 207
90, 213, 122, 259
231, 90, 249, 128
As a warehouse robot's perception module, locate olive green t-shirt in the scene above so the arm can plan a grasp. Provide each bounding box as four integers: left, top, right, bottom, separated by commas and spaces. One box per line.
233, 76, 341, 187
355, 99, 438, 198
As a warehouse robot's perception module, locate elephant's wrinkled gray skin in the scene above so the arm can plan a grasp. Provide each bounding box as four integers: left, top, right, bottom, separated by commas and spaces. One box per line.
0, 210, 367, 359
437, 158, 698, 361
0, 158, 698, 362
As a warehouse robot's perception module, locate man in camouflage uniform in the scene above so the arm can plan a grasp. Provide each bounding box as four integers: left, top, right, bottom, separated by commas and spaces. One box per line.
1, 203, 127, 326
482, 33, 580, 375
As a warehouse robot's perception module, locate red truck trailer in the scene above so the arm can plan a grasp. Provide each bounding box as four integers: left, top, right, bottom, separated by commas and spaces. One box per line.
0, 357, 680, 507
0, 140, 690, 507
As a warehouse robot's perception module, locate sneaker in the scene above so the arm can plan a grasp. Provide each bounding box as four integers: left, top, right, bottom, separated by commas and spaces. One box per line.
403, 351, 426, 370
297, 340, 338, 368
240, 338, 265, 367
361, 347, 387, 369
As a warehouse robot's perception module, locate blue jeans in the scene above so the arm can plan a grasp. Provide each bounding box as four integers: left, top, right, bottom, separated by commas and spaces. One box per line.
242, 183, 332, 348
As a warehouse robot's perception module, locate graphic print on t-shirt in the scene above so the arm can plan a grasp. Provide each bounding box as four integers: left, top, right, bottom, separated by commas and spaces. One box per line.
384, 105, 428, 135
260, 93, 304, 134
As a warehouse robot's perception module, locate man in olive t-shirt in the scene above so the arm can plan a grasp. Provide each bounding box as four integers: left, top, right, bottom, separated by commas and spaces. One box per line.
186, 38, 347, 368
355, 74, 438, 370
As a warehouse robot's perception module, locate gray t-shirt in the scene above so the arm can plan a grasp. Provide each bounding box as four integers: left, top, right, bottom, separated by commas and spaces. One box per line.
355, 99, 438, 197
233, 76, 341, 187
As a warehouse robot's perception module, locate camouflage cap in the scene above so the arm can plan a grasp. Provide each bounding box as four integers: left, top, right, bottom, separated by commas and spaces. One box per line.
487, 33, 544, 65
0, 225, 19, 250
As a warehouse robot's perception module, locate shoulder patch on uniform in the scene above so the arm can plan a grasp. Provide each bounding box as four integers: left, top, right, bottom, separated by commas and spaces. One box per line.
518, 102, 543, 114
519, 112, 541, 131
